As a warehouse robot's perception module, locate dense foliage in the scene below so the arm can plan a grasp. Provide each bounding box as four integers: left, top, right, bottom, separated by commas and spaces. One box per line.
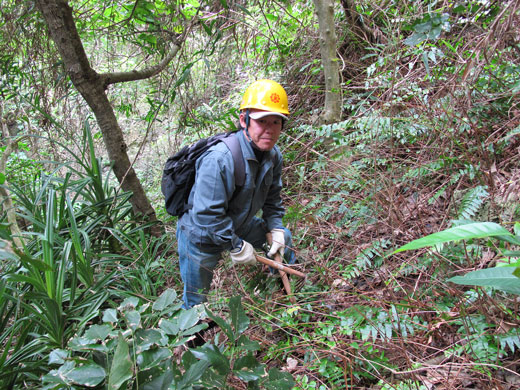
1, 0, 519, 389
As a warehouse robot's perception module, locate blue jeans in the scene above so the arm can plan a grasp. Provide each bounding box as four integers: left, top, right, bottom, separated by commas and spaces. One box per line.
177, 217, 295, 309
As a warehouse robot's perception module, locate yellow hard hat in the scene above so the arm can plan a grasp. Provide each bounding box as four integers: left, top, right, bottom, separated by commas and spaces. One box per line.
239, 79, 290, 117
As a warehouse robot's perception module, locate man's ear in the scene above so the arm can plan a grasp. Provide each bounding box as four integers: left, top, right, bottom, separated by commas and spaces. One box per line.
239, 112, 247, 128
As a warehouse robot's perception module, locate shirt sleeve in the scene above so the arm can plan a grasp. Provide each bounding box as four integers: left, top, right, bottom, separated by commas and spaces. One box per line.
189, 150, 239, 249
262, 151, 285, 231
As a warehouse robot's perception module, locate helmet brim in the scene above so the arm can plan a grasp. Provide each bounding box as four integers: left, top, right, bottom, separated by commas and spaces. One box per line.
248, 111, 288, 121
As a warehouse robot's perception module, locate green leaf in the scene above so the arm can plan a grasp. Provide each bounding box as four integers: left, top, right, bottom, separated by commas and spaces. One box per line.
181, 349, 198, 369
199, 369, 227, 388
448, 267, 520, 295
18, 254, 53, 272
137, 348, 171, 370
192, 344, 229, 376
453, 4, 466, 13
174, 64, 193, 88
67, 363, 106, 387
135, 329, 167, 353
159, 318, 179, 335
428, 25, 442, 40
233, 354, 264, 381
48, 349, 68, 365
393, 222, 512, 253
42, 361, 75, 385
237, 334, 261, 351
119, 296, 139, 310
177, 359, 210, 388
124, 310, 141, 331
138, 33, 157, 46
108, 333, 133, 390
0, 172, 5, 185
235, 4, 251, 16
263, 368, 295, 390
502, 250, 520, 257
142, 367, 174, 390
414, 20, 432, 33
233, 353, 259, 371
422, 51, 430, 77
404, 32, 426, 46
178, 307, 199, 331
152, 288, 177, 311
84, 324, 111, 341
235, 366, 265, 382
495, 234, 520, 246
103, 308, 118, 323
205, 307, 234, 341
200, 19, 213, 36
229, 296, 249, 336
180, 322, 208, 338
68, 336, 109, 353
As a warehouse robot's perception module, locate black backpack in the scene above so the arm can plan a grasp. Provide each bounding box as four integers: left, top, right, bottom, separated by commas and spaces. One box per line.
161, 131, 245, 217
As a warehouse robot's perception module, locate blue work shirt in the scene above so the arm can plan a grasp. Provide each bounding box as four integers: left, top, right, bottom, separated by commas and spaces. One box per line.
177, 130, 285, 250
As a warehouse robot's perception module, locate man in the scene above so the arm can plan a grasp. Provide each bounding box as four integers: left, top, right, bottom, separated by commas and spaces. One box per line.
176, 79, 296, 309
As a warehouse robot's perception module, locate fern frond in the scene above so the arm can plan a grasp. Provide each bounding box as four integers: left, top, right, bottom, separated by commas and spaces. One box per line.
458, 185, 489, 220
498, 329, 520, 354
404, 159, 445, 180
342, 239, 390, 280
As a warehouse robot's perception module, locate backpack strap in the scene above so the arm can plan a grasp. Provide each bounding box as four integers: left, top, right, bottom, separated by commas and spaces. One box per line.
222, 135, 245, 187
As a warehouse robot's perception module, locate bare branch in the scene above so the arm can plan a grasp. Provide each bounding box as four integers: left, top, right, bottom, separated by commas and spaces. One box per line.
100, 41, 182, 87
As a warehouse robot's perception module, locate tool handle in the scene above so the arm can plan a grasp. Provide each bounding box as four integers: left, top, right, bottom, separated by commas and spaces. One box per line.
255, 255, 306, 278
266, 232, 297, 303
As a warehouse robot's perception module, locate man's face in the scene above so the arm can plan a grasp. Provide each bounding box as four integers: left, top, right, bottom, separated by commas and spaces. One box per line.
240, 110, 283, 151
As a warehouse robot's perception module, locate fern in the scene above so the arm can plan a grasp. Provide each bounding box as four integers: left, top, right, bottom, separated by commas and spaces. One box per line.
404, 159, 445, 180
498, 329, 520, 355
342, 239, 390, 279
356, 306, 428, 341
498, 124, 520, 147
458, 185, 489, 220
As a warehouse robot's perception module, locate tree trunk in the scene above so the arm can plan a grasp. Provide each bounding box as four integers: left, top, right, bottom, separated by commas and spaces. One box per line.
35, 0, 181, 223
313, 0, 342, 124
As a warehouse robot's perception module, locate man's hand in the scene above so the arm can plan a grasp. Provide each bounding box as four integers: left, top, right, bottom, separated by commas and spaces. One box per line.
267, 228, 285, 258
230, 241, 257, 266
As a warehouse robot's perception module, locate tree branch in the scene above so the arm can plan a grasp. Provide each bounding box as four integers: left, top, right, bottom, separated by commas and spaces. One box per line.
101, 41, 182, 87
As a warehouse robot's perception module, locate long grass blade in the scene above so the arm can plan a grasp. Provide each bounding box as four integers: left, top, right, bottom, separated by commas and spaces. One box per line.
66, 195, 93, 287
43, 187, 56, 299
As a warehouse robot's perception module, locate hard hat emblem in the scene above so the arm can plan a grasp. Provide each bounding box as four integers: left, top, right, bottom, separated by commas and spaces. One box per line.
270, 93, 280, 104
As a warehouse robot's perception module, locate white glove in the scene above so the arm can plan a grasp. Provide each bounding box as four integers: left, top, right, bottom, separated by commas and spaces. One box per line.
230, 241, 257, 266
267, 228, 285, 258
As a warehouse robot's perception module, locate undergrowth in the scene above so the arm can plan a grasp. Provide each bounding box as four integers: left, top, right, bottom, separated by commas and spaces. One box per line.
1, 1, 520, 389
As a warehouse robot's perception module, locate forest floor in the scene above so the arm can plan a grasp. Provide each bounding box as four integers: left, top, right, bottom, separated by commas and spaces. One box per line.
189, 126, 520, 389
